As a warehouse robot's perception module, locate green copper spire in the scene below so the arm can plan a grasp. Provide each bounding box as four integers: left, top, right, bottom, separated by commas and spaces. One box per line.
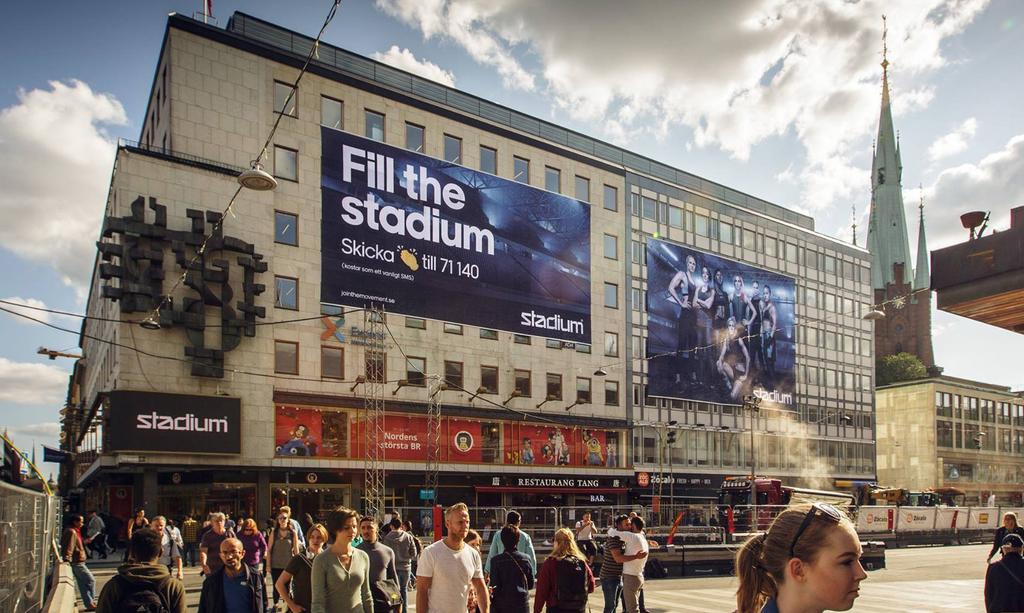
867, 15, 914, 289
914, 191, 930, 290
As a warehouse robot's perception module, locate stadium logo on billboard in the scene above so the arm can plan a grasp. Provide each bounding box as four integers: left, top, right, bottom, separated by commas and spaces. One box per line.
520, 310, 585, 335
753, 388, 794, 406
136, 412, 229, 433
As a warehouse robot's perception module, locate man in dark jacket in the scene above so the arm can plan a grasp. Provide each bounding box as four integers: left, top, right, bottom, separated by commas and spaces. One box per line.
488, 526, 534, 613
198, 538, 268, 613
986, 533, 1024, 613
96, 528, 186, 613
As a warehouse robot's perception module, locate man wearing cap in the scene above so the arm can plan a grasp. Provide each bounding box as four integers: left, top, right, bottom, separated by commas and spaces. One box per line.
985, 533, 1024, 613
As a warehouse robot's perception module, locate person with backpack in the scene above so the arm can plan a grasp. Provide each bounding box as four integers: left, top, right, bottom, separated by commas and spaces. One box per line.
486, 511, 537, 576
95, 527, 187, 613
488, 526, 534, 613
533, 528, 595, 613
985, 533, 1024, 613
382, 516, 417, 611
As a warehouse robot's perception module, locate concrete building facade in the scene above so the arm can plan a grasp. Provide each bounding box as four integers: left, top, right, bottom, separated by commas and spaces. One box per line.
877, 376, 1024, 505
62, 12, 875, 524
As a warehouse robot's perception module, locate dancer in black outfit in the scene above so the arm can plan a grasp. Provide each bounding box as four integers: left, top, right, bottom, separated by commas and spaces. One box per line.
760, 285, 778, 382
717, 317, 750, 400
747, 281, 764, 380
694, 266, 717, 384
668, 255, 699, 385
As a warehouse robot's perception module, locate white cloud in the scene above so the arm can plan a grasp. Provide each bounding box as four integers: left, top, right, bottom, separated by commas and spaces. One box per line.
375, 0, 535, 90
0, 80, 126, 293
0, 358, 69, 405
918, 133, 1024, 251
374, 0, 987, 213
928, 117, 978, 162
11, 422, 60, 438
372, 45, 456, 87
1, 297, 53, 325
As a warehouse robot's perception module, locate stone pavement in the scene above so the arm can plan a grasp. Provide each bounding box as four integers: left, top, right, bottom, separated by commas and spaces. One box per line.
88, 543, 991, 612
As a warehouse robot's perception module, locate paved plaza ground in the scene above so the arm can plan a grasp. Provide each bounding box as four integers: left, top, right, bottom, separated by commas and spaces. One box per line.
89, 542, 990, 612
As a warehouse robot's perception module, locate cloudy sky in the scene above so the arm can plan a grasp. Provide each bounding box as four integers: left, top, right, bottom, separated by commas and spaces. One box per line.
2, 0, 1023, 473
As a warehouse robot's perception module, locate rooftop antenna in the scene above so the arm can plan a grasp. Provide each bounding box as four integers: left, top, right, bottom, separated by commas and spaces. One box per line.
851, 204, 858, 245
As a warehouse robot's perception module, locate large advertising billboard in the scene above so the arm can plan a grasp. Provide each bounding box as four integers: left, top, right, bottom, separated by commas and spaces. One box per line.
321, 128, 591, 342
645, 238, 796, 408
106, 391, 241, 454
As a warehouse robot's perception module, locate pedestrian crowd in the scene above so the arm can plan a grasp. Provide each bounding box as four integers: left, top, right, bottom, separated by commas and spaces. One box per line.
64, 502, 670, 613
62, 502, 1024, 613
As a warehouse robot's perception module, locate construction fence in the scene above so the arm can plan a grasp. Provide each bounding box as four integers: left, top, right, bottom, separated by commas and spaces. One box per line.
0, 480, 60, 613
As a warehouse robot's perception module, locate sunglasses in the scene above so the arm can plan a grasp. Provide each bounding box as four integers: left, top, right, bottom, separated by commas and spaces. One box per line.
789, 503, 842, 559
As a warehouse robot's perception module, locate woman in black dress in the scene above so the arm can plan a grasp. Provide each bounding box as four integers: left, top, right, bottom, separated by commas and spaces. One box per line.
668, 254, 699, 385
694, 266, 717, 384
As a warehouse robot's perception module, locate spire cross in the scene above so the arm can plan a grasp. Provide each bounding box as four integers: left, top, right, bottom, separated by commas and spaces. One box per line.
882, 15, 889, 71
919, 184, 925, 216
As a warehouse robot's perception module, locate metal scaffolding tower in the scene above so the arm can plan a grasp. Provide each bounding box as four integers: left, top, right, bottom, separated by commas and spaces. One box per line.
424, 377, 444, 507
362, 306, 386, 521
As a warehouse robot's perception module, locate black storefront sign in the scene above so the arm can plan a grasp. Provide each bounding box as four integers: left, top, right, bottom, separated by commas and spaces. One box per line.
106, 391, 241, 454
634, 472, 721, 499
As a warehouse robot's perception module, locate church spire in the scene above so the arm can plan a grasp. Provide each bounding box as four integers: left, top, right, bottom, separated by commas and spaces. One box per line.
866, 14, 914, 290
914, 189, 930, 290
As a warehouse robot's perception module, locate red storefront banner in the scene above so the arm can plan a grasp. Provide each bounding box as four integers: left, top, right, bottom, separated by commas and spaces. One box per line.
274, 406, 351, 458
503, 424, 620, 468
276, 405, 622, 468
349, 414, 486, 463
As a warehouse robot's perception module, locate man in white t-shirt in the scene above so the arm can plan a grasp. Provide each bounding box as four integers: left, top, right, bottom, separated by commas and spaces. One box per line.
416, 502, 490, 613
619, 516, 649, 613
575, 511, 598, 564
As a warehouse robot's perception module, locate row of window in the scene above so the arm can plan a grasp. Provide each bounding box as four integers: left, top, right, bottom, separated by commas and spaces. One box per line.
273, 341, 621, 405
936, 392, 1024, 424
632, 425, 874, 473
629, 193, 868, 281
937, 420, 1024, 454
271, 82, 619, 209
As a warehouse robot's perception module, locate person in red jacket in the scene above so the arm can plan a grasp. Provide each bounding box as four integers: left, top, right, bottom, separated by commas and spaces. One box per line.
533, 528, 595, 613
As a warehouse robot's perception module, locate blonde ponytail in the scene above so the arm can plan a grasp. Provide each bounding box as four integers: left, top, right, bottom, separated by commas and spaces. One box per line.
735, 532, 775, 613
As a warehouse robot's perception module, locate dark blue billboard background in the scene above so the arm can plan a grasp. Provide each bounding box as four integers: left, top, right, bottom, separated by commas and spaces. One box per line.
645, 238, 796, 408
320, 128, 591, 343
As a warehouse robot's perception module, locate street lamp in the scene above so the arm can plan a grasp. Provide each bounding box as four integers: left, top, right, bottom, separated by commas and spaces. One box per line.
743, 394, 762, 530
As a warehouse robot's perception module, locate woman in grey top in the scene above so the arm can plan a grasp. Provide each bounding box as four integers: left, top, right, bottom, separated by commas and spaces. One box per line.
268, 513, 300, 609
312, 506, 373, 613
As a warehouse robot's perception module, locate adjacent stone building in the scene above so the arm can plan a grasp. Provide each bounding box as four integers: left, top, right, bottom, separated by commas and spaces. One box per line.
876, 376, 1024, 505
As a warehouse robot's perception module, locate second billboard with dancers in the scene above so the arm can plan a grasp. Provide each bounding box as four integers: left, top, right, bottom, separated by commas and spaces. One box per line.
645, 238, 796, 408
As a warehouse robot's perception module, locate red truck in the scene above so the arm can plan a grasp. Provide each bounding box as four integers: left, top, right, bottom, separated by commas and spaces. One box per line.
717, 476, 856, 531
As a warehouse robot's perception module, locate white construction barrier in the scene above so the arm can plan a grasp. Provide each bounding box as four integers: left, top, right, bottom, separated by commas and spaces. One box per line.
857, 506, 896, 533
968, 507, 1000, 530
897, 506, 938, 532
936, 507, 969, 530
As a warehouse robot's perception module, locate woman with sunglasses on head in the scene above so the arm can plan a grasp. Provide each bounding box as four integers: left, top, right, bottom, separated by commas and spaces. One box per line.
735, 503, 867, 613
